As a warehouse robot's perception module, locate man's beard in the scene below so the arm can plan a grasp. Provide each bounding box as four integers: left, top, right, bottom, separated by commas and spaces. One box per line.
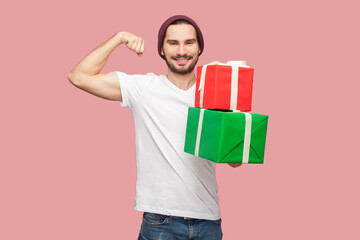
163, 53, 199, 74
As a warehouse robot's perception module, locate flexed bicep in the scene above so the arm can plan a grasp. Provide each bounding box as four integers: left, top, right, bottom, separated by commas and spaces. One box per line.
68, 32, 145, 101
69, 71, 122, 101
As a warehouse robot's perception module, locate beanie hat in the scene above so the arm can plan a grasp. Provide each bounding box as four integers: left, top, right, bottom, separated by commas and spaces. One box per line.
158, 15, 204, 59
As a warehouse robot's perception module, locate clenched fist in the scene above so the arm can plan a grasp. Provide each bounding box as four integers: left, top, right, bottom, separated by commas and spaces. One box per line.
119, 32, 145, 57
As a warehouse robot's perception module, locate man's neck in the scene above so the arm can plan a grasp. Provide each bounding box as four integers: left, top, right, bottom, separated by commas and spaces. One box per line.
166, 70, 196, 91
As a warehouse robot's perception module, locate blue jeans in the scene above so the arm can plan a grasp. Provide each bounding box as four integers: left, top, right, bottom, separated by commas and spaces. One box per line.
138, 212, 223, 240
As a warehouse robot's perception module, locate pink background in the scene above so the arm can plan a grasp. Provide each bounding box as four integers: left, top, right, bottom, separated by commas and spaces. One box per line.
1, 0, 359, 239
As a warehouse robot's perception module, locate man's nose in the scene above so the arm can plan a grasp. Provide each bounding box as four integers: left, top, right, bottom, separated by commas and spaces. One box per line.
177, 44, 187, 56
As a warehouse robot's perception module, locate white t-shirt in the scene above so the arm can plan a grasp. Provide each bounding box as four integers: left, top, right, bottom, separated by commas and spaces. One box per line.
117, 72, 220, 220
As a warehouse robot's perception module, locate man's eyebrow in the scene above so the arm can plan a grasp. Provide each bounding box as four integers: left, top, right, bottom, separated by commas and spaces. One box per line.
166, 38, 197, 43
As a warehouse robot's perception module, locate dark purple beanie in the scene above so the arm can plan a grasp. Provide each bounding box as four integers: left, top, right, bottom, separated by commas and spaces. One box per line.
158, 15, 204, 59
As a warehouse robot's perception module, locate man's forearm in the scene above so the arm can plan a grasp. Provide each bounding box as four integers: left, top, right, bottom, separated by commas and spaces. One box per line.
67, 32, 143, 101
69, 32, 123, 80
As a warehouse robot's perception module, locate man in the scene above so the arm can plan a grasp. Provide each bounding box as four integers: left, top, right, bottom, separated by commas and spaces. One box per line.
68, 15, 240, 240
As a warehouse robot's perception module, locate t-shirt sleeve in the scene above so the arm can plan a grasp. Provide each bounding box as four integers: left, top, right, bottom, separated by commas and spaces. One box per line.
116, 72, 153, 109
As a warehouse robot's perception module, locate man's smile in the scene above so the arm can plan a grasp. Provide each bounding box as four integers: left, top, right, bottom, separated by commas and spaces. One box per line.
171, 56, 193, 65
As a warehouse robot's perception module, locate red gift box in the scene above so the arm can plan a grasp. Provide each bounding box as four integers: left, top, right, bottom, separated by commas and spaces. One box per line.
195, 62, 254, 111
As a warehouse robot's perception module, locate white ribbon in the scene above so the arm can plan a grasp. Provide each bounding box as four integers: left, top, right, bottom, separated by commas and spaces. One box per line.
230, 66, 239, 110
242, 112, 252, 163
194, 109, 205, 156
198, 61, 250, 110
199, 66, 208, 108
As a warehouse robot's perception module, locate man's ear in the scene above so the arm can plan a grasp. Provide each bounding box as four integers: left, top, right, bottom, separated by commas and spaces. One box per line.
161, 48, 164, 56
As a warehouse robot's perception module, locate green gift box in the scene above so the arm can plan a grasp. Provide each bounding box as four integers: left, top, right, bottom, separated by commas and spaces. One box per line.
184, 107, 269, 164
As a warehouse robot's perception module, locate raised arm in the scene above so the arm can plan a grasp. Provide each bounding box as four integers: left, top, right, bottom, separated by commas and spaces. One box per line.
67, 32, 144, 101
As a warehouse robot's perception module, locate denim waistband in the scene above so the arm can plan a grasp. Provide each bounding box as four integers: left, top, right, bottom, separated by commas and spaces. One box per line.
144, 212, 218, 221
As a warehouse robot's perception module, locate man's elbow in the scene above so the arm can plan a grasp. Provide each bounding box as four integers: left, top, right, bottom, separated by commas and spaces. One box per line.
67, 72, 81, 86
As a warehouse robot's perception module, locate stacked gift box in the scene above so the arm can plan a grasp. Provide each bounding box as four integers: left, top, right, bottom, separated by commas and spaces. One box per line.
184, 61, 269, 164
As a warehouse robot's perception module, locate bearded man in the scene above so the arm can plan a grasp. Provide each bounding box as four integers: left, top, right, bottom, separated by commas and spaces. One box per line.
68, 15, 240, 240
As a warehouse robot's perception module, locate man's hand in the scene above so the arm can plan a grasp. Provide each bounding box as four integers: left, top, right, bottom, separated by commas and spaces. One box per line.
120, 32, 145, 57
228, 163, 242, 168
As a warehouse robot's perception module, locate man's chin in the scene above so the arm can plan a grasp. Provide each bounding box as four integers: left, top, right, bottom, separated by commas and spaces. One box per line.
175, 64, 190, 70
171, 65, 195, 74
